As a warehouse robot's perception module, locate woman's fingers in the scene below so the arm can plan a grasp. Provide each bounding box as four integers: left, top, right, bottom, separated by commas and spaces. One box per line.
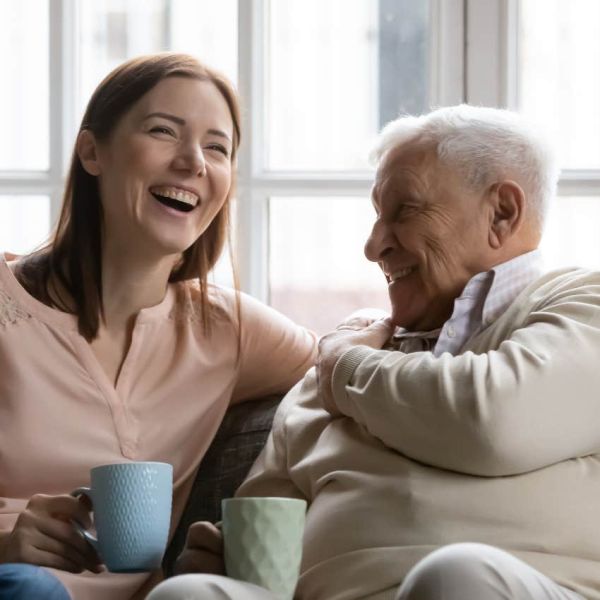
5, 494, 102, 572
36, 515, 102, 571
34, 494, 94, 530
26, 546, 86, 574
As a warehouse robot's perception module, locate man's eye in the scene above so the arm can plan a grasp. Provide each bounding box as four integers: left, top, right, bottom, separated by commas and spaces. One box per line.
395, 203, 417, 221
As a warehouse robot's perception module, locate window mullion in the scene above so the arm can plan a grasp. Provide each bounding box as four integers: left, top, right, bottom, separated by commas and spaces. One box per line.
465, 0, 518, 108
236, 0, 269, 302
235, 190, 270, 302
428, 0, 465, 106
49, 0, 78, 227
49, 0, 65, 225
558, 172, 600, 197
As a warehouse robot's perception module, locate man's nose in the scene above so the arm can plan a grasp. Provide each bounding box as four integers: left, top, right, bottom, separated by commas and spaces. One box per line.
173, 143, 206, 177
364, 220, 394, 262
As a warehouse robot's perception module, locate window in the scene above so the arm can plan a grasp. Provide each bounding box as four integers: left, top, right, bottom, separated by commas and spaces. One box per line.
466, 0, 600, 272
2, 0, 598, 334
517, 0, 600, 270
1, 1, 51, 255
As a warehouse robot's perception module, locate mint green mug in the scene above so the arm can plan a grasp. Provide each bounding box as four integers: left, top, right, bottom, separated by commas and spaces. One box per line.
222, 497, 306, 599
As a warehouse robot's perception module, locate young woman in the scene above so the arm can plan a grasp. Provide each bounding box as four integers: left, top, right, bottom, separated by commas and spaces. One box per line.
0, 53, 317, 600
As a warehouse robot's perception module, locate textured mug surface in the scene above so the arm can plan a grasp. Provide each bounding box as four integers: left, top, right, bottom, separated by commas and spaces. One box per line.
222, 497, 306, 599
73, 462, 173, 573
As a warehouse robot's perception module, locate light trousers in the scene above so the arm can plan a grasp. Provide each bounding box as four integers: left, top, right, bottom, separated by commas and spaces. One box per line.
147, 543, 585, 600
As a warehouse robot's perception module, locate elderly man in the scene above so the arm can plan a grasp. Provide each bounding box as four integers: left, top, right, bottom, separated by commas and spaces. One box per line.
150, 105, 600, 600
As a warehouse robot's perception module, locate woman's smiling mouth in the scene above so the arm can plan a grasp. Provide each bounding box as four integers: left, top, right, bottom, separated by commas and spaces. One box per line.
150, 185, 199, 213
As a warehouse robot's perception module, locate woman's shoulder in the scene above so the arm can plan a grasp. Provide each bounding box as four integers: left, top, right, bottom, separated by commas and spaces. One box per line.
173, 280, 300, 331
171, 281, 314, 353
169, 280, 240, 327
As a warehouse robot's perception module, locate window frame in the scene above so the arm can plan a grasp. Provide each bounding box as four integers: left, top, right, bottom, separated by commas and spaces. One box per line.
5, 0, 593, 304
465, 0, 600, 197
236, 0, 465, 303
0, 0, 78, 230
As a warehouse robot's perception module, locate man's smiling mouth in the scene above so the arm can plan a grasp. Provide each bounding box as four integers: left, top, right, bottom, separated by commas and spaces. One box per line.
150, 185, 199, 213
386, 266, 417, 283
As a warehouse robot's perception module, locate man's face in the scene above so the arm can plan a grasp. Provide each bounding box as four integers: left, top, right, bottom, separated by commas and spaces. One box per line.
364, 143, 493, 331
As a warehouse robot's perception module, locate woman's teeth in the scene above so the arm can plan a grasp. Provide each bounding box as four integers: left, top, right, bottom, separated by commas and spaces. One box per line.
150, 186, 199, 208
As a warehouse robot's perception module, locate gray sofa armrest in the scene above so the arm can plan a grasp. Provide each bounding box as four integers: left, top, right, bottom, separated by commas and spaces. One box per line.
162, 394, 282, 576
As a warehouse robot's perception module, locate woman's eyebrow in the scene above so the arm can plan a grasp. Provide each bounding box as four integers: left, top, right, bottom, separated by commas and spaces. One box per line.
144, 111, 185, 125
143, 112, 231, 142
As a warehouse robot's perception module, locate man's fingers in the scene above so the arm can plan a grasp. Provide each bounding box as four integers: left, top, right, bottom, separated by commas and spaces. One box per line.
362, 318, 394, 345
174, 547, 226, 576
177, 522, 225, 576
368, 317, 394, 332
337, 308, 390, 330
185, 521, 223, 553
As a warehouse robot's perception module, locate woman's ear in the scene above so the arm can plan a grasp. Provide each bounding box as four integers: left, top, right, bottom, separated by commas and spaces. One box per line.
487, 180, 526, 249
76, 130, 102, 176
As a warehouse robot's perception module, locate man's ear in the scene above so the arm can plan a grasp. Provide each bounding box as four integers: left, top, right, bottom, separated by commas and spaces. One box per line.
487, 180, 526, 249
76, 129, 102, 176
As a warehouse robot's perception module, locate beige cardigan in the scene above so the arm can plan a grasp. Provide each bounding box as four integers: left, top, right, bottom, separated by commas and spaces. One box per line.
239, 268, 600, 600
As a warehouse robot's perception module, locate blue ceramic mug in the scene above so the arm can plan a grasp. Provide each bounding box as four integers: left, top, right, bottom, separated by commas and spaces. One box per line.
71, 461, 173, 573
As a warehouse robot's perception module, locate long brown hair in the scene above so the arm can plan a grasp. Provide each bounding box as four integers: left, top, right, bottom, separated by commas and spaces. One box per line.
18, 53, 241, 340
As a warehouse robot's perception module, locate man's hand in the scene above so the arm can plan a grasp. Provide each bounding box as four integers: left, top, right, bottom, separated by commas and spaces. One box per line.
317, 312, 393, 416
0, 494, 102, 573
173, 521, 225, 576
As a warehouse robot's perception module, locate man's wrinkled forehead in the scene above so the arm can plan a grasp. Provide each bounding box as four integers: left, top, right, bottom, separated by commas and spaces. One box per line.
373, 139, 439, 196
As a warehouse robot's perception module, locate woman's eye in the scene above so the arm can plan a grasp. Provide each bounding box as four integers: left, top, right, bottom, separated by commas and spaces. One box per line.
206, 143, 229, 157
150, 126, 175, 136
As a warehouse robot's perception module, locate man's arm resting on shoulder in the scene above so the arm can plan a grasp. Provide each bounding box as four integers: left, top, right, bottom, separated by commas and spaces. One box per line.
330, 279, 600, 477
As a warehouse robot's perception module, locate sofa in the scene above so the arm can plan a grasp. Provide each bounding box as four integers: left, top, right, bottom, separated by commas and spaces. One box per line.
162, 394, 282, 576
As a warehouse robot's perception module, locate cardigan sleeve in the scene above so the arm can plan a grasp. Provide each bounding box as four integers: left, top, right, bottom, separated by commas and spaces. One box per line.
330, 271, 600, 477
235, 386, 307, 500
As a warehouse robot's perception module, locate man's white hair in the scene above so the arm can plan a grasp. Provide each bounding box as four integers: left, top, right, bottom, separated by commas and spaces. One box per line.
370, 104, 560, 229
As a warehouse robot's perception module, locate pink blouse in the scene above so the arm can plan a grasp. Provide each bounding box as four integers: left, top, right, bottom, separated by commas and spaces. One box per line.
0, 253, 317, 599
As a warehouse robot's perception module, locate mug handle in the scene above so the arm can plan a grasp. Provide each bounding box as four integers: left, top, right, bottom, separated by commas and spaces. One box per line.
70, 487, 99, 550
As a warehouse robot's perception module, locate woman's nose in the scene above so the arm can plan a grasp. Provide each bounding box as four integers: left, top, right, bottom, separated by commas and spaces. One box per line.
173, 144, 206, 177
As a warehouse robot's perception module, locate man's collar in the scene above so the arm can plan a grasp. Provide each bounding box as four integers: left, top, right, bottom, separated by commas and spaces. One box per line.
391, 249, 542, 343
481, 249, 542, 327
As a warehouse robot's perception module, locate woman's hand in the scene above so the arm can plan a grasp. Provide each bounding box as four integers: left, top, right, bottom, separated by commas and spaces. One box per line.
174, 521, 225, 576
0, 494, 103, 573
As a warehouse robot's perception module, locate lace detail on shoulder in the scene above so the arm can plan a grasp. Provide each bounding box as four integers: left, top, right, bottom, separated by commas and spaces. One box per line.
168, 281, 232, 325
168, 282, 203, 324
0, 288, 31, 327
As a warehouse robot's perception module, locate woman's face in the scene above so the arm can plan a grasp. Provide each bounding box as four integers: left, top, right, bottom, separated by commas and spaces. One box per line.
82, 76, 234, 259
